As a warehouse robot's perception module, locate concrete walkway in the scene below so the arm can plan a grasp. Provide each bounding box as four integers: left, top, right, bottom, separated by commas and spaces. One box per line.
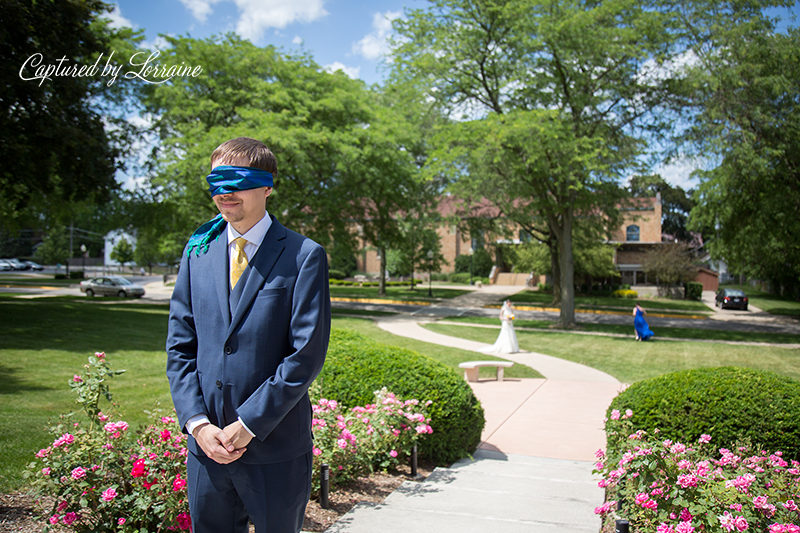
325, 292, 623, 532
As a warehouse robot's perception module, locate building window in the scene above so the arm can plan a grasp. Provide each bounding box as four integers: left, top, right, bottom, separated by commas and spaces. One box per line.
626, 225, 640, 242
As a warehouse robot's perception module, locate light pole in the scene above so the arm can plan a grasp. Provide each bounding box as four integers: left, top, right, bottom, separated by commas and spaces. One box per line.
427, 250, 434, 297
80, 244, 87, 277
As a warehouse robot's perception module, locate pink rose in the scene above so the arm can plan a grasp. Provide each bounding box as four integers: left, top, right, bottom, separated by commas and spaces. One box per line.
390, 450, 398, 458
610, 410, 620, 420
734, 516, 748, 532
177, 512, 192, 530
173, 476, 187, 492
95, 352, 105, 359
49, 515, 60, 525
699, 434, 712, 443
41, 467, 50, 476
118, 518, 127, 525
71, 467, 86, 480
313, 447, 322, 456
98, 412, 109, 422
62, 512, 77, 525
72, 374, 83, 383
101, 487, 117, 502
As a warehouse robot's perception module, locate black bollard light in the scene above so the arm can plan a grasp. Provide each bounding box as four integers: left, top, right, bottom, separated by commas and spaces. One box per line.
410, 444, 418, 478
320, 463, 330, 509
615, 519, 630, 533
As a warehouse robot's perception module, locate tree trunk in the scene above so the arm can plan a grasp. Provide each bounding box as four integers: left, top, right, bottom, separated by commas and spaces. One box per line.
548, 239, 561, 306
379, 247, 387, 296
556, 214, 576, 328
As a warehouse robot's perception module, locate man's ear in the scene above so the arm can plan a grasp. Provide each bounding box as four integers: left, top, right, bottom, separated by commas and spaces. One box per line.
265, 187, 273, 198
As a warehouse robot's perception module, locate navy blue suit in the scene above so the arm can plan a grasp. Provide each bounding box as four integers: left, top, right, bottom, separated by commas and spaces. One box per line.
166, 216, 330, 532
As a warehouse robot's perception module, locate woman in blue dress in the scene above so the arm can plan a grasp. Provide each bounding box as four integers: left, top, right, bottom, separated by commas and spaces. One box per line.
633, 303, 654, 341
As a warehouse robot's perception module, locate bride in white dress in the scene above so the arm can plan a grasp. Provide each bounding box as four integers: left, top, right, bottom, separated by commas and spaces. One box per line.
481, 300, 519, 353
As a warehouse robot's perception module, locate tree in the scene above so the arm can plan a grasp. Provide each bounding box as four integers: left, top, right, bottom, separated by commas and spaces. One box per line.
0, 0, 143, 230
680, 18, 800, 297
642, 243, 698, 296
111, 239, 134, 270
630, 175, 696, 243
391, 0, 680, 326
34, 226, 70, 267
391, 214, 447, 289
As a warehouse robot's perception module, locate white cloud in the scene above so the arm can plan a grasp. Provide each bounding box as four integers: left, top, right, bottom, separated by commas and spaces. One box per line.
102, 3, 134, 29
292, 35, 303, 45
140, 35, 172, 52
178, 0, 328, 41
654, 156, 702, 190
352, 11, 402, 60
178, 0, 217, 22
324, 62, 360, 79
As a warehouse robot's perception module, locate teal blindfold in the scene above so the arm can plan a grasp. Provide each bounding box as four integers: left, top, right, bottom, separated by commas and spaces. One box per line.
186, 165, 274, 256
207, 165, 273, 196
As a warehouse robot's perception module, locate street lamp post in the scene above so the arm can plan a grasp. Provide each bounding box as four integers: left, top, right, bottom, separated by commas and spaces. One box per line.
427, 250, 434, 297
80, 244, 87, 277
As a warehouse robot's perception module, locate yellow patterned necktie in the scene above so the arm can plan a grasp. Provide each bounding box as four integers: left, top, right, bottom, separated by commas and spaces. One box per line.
230, 237, 249, 289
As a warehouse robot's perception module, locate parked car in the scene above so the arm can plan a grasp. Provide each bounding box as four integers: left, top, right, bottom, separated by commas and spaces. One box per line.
79, 276, 145, 298
24, 260, 44, 271
1, 258, 28, 270
715, 288, 749, 310
0, 260, 12, 271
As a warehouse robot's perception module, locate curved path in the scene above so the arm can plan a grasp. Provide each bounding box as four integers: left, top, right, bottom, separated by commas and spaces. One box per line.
376, 315, 623, 462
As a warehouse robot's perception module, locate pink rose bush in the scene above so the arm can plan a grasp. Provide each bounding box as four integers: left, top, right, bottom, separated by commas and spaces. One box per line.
594, 410, 800, 533
309, 386, 433, 494
26, 353, 191, 532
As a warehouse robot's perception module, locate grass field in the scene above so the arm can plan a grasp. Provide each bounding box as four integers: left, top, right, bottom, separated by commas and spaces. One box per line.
509, 290, 712, 314
423, 323, 800, 384
440, 316, 800, 345
329, 285, 471, 302
1, 294, 797, 493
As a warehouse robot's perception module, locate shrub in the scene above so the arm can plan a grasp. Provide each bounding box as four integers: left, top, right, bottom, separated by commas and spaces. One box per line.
25, 353, 191, 532
454, 254, 472, 274
69, 270, 85, 279
613, 289, 639, 299
538, 282, 553, 293
595, 410, 800, 533
684, 281, 703, 301
328, 269, 346, 280
317, 328, 485, 464
308, 388, 432, 494
608, 367, 800, 460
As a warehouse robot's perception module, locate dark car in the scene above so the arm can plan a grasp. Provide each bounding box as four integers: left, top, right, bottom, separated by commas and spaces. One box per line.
715, 288, 748, 310
79, 276, 145, 298
24, 260, 44, 271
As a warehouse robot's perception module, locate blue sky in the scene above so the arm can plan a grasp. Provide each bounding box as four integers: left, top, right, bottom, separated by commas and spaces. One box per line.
107, 0, 416, 86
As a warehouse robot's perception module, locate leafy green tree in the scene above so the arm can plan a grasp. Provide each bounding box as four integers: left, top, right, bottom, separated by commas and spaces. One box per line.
391, 214, 447, 289
680, 18, 800, 297
110, 239, 134, 270
391, 0, 682, 326
34, 226, 70, 267
642, 243, 698, 295
0, 0, 143, 230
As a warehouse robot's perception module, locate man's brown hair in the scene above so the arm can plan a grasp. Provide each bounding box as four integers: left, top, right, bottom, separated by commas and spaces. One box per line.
210, 137, 277, 174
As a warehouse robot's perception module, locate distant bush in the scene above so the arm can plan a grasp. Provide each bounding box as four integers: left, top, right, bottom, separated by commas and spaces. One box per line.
537, 282, 553, 293
328, 269, 346, 280
69, 270, 85, 279
684, 281, 703, 300
608, 367, 800, 460
612, 289, 638, 299
317, 329, 485, 464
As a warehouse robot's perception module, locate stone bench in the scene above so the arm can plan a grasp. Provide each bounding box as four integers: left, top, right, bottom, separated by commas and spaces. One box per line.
458, 361, 514, 382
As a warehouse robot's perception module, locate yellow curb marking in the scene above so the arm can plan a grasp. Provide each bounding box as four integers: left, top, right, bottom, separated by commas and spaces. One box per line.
330, 297, 432, 306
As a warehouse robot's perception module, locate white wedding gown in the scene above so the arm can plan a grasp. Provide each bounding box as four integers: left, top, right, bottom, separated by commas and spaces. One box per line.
480, 308, 519, 354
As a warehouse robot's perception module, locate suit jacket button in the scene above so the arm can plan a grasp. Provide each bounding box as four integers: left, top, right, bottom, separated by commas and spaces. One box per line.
216, 380, 222, 389
224, 345, 232, 355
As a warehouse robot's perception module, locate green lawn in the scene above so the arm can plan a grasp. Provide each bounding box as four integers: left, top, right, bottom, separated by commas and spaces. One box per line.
509, 290, 712, 314
723, 284, 800, 318
423, 323, 800, 384
330, 285, 471, 302
441, 316, 800, 345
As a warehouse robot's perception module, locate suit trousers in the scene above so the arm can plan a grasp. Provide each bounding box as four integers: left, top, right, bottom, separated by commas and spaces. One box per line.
187, 450, 313, 533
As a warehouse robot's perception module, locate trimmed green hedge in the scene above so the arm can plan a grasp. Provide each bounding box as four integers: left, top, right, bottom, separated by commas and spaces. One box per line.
608, 367, 800, 459
317, 328, 485, 464
685, 281, 703, 300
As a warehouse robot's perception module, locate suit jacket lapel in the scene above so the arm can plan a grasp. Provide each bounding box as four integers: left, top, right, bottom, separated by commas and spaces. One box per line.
210, 232, 231, 332
228, 216, 286, 335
